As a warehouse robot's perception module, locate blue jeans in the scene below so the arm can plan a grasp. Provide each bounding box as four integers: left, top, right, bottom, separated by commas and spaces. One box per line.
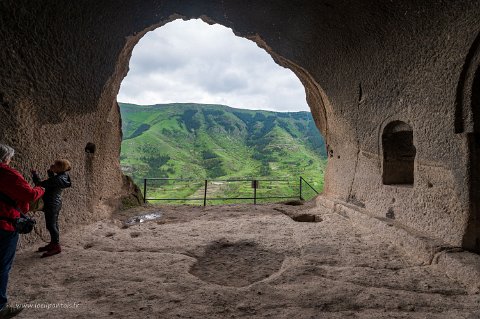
0, 229, 18, 309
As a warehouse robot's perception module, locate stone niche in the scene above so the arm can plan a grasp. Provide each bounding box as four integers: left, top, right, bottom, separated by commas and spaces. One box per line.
0, 1, 479, 252
382, 121, 415, 186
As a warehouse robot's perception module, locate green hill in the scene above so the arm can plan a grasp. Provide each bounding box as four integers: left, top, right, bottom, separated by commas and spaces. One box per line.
119, 102, 327, 203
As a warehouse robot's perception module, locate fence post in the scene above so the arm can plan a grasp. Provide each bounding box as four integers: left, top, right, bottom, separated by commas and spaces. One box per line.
253, 180, 257, 205
299, 176, 304, 201
204, 180, 208, 206
143, 179, 147, 203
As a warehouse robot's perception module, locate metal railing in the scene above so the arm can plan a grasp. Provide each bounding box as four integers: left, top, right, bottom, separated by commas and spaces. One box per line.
143, 176, 319, 206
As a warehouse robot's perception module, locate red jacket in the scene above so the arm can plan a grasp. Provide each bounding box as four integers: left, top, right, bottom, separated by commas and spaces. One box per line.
0, 163, 45, 232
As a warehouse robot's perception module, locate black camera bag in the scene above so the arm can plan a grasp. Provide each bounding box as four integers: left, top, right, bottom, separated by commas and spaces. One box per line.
0, 192, 36, 234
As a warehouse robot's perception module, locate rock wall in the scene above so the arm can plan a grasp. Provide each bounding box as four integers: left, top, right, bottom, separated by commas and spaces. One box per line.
0, 0, 479, 251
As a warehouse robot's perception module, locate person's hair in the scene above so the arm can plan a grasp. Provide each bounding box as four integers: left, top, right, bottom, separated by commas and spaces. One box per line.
0, 144, 15, 163
54, 159, 72, 172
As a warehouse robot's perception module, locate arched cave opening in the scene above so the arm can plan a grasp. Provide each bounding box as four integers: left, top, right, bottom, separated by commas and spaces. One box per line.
382, 121, 416, 186
117, 19, 327, 205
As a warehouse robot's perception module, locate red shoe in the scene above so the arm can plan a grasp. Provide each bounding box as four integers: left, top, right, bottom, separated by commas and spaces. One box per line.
37, 243, 54, 252
41, 244, 61, 258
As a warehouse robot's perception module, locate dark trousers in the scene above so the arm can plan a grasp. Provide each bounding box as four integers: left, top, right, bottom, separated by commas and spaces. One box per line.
44, 208, 60, 244
0, 229, 18, 309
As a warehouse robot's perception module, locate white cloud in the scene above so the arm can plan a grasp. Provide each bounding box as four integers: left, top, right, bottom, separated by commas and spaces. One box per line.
117, 19, 309, 112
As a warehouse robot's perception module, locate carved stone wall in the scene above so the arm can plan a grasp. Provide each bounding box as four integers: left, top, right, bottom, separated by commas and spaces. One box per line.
0, 0, 479, 250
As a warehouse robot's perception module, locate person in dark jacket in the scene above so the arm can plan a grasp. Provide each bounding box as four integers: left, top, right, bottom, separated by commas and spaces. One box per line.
0, 144, 44, 319
32, 159, 72, 258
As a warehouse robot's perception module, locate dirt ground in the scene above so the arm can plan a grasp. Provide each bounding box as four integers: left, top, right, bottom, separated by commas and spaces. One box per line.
8, 202, 480, 319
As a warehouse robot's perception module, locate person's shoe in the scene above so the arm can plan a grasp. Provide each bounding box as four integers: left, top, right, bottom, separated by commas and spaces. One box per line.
37, 242, 53, 252
41, 243, 61, 258
0, 304, 23, 319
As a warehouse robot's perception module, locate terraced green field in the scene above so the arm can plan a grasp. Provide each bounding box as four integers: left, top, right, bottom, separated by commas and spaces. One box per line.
120, 102, 326, 204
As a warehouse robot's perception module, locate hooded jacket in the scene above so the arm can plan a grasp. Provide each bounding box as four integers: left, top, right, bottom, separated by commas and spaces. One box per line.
0, 163, 45, 232
32, 170, 71, 211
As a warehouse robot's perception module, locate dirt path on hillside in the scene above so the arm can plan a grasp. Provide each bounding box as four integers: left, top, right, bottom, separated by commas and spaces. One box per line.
8, 202, 480, 318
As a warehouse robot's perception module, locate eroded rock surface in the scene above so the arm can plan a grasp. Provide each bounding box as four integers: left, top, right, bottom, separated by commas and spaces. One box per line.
10, 204, 480, 318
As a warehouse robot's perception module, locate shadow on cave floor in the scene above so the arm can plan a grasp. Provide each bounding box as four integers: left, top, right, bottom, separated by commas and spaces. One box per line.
9, 203, 480, 319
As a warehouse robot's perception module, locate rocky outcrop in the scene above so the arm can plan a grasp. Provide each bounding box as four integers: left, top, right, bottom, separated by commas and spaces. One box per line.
120, 174, 144, 210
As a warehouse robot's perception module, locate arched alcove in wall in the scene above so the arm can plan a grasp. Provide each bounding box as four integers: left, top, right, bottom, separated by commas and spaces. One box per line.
473, 67, 480, 133
455, 31, 480, 134
382, 121, 416, 186
464, 65, 480, 252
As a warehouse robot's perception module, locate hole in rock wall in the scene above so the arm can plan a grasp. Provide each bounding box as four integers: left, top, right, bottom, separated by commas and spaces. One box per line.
117, 19, 327, 204
382, 121, 416, 185
85, 142, 96, 154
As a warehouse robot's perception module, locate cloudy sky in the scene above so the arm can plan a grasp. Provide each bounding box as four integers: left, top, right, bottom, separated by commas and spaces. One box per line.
117, 19, 309, 112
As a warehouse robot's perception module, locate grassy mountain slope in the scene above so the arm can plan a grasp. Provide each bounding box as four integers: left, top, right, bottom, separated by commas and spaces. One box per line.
120, 102, 327, 203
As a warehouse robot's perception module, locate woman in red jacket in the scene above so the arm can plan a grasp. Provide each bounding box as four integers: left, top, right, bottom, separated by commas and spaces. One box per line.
0, 144, 44, 319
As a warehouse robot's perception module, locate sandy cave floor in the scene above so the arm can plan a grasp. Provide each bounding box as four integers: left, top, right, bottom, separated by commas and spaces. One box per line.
7, 202, 480, 319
